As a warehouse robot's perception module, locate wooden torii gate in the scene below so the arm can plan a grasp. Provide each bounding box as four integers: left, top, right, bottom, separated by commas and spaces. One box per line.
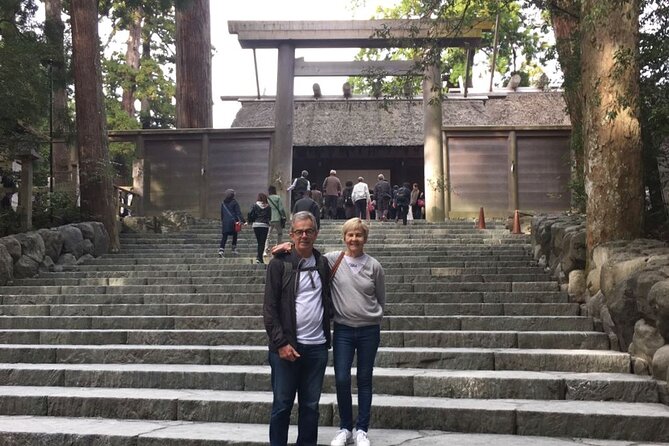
228, 19, 492, 221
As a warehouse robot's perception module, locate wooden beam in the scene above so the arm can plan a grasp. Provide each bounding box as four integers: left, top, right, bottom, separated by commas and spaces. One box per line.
228, 19, 492, 49
294, 59, 419, 77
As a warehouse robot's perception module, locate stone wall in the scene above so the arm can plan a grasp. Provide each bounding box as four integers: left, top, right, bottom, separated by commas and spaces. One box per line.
0, 222, 109, 285
532, 214, 669, 381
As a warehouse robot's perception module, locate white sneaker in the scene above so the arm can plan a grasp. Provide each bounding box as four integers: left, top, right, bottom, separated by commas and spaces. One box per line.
330, 428, 353, 446
355, 430, 370, 446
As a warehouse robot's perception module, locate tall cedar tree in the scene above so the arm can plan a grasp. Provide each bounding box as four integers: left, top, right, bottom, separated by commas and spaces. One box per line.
581, 0, 643, 260
70, 0, 120, 251
175, 0, 212, 128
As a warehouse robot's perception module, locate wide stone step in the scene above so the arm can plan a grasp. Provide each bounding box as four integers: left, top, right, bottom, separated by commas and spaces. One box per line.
0, 315, 594, 331
1, 291, 570, 305
64, 260, 540, 272
0, 387, 666, 441
0, 282, 560, 296
11, 274, 553, 287
37, 265, 549, 279
0, 364, 659, 402
0, 329, 609, 350
0, 344, 631, 372
5, 417, 652, 446
0, 303, 581, 317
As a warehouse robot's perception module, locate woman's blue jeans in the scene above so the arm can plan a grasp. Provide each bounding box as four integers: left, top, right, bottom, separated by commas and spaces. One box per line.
333, 323, 381, 433
268, 342, 328, 446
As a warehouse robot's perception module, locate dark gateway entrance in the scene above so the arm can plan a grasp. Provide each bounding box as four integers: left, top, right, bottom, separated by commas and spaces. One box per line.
293, 145, 424, 191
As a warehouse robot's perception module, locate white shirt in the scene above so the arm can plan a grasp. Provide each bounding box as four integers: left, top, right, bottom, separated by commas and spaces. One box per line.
351, 182, 370, 202
294, 255, 326, 345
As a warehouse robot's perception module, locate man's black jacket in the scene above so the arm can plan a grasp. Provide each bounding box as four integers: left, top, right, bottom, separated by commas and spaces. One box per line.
263, 249, 333, 352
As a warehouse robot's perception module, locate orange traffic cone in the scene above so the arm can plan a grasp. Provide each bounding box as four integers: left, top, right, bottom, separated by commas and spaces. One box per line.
476, 207, 486, 229
512, 209, 522, 234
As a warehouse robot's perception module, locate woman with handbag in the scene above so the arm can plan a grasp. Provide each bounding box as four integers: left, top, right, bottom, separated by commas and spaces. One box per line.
264, 186, 286, 258
326, 218, 385, 446
219, 189, 244, 257
248, 192, 272, 264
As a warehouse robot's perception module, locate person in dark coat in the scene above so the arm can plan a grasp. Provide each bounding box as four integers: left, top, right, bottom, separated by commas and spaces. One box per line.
219, 189, 244, 257
395, 182, 412, 226
293, 191, 321, 229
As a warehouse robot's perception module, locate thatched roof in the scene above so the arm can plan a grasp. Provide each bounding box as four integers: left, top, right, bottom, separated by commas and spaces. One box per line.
231, 92, 570, 147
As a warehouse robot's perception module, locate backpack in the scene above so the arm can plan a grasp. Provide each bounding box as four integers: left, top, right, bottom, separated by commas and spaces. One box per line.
396, 187, 410, 205
343, 189, 353, 206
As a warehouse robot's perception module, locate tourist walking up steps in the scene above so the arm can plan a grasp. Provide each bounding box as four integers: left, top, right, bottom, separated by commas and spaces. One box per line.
265, 186, 286, 258
373, 174, 391, 221
219, 189, 243, 257
322, 169, 342, 219
328, 217, 385, 446
248, 192, 272, 264
287, 170, 310, 209
395, 182, 412, 226
351, 177, 371, 221
263, 211, 333, 446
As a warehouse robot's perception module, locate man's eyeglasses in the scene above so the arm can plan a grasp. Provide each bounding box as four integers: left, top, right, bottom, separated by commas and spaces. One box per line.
291, 228, 316, 237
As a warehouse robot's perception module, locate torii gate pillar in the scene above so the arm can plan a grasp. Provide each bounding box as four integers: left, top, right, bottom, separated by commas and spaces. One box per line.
423, 63, 446, 222
271, 43, 295, 208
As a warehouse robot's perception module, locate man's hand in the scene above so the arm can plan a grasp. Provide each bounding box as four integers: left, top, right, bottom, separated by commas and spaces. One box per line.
278, 344, 300, 361
270, 242, 293, 255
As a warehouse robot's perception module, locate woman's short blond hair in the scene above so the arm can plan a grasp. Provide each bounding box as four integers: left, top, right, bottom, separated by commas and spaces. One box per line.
341, 217, 369, 241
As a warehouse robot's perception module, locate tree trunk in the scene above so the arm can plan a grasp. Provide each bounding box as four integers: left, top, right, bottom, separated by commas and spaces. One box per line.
70, 0, 120, 251
45, 0, 78, 197
547, 0, 584, 210
122, 8, 142, 117
581, 0, 643, 261
140, 25, 151, 129
175, 0, 212, 128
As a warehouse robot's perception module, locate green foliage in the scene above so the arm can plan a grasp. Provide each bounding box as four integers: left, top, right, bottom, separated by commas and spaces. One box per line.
100, 1, 176, 130
0, 1, 49, 159
31, 190, 82, 229
348, 0, 551, 96
640, 0, 669, 232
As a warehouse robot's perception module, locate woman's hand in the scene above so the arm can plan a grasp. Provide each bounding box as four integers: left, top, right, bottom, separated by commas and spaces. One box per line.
271, 242, 293, 255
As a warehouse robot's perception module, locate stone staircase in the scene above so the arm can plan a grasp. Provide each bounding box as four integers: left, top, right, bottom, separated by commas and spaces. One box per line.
0, 219, 667, 445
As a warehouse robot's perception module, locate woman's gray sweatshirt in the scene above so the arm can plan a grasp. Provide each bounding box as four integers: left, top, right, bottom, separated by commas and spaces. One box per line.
325, 251, 385, 327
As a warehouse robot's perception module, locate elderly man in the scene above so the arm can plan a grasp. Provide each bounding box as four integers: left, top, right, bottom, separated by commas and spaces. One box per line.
263, 211, 333, 446
373, 174, 391, 221
322, 169, 342, 219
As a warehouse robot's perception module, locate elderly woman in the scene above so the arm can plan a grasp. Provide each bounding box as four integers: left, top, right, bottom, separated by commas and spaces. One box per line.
326, 218, 385, 446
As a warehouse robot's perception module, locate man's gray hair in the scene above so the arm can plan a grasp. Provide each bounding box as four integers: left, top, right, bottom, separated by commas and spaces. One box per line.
291, 211, 317, 228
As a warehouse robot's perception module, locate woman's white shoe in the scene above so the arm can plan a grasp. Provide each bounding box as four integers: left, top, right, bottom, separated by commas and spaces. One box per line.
330, 428, 353, 446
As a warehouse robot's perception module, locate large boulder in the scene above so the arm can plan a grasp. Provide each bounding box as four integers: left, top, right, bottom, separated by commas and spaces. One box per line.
605, 268, 669, 350
652, 345, 669, 381
0, 236, 21, 262
58, 225, 84, 259
629, 319, 666, 369
122, 216, 159, 233
88, 222, 109, 256
0, 243, 12, 285
561, 229, 586, 275
158, 210, 195, 233
73, 222, 95, 241
14, 232, 45, 264
649, 279, 669, 341
13, 255, 39, 278
37, 228, 63, 263
57, 253, 77, 266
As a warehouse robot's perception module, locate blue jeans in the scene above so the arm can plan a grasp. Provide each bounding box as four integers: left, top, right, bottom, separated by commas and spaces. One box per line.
269, 342, 328, 446
333, 323, 381, 433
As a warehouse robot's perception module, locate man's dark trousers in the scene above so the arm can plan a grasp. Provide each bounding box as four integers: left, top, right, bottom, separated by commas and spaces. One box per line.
268, 342, 328, 446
